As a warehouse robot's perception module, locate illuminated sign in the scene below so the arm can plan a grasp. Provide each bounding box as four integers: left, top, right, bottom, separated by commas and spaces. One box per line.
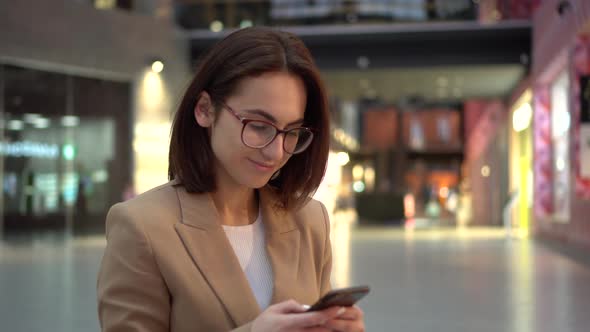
0, 141, 60, 159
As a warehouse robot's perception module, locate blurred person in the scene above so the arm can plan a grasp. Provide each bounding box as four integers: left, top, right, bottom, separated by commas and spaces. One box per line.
97, 27, 365, 332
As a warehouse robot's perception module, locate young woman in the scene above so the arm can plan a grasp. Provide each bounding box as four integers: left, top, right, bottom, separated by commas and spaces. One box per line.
97, 27, 365, 332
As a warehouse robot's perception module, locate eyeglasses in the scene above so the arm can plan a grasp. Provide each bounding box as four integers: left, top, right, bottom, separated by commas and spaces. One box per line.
219, 101, 314, 154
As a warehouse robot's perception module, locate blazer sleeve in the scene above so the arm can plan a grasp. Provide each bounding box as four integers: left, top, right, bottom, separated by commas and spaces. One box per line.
319, 202, 333, 296
97, 203, 171, 332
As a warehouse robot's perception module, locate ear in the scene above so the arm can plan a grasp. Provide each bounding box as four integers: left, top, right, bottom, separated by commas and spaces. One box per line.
194, 91, 215, 127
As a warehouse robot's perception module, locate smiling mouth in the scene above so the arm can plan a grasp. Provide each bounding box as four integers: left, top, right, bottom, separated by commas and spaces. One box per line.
248, 159, 276, 170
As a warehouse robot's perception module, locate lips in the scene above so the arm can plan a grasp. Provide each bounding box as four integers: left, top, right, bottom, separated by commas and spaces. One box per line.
248, 158, 276, 172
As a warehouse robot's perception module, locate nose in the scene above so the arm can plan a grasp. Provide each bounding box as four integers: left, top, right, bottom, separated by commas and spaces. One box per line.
261, 133, 285, 162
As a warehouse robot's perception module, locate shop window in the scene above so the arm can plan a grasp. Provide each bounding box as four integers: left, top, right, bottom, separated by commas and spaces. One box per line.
1, 65, 131, 232
403, 109, 462, 151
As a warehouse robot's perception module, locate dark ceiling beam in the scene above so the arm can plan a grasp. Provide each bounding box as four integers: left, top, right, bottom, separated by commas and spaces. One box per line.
188, 20, 531, 69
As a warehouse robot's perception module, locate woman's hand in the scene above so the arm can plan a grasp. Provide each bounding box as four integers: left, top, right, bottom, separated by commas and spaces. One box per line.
251, 299, 347, 332
322, 305, 365, 332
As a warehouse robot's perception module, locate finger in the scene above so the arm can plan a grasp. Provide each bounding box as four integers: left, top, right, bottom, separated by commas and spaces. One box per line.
323, 319, 346, 331
333, 313, 356, 320
298, 327, 332, 332
323, 318, 364, 332
285, 306, 344, 328
271, 299, 307, 314
332, 306, 363, 320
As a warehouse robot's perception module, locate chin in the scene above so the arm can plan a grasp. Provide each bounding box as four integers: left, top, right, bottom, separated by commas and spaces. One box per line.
241, 176, 272, 189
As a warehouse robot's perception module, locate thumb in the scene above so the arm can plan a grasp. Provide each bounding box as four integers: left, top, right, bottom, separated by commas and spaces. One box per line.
270, 299, 308, 314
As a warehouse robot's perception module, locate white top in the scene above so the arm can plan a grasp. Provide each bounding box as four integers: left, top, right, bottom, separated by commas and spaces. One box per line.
222, 210, 274, 310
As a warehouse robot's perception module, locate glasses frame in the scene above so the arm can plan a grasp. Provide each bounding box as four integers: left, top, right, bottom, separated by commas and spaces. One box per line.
219, 101, 315, 155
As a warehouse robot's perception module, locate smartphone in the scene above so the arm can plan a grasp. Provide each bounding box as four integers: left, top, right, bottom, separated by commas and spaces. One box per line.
307, 285, 370, 311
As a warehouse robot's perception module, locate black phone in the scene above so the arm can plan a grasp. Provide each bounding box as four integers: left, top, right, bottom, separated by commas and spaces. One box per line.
307, 285, 370, 311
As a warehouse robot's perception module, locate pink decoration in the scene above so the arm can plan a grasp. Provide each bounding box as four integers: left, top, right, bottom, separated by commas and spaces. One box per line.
533, 86, 554, 217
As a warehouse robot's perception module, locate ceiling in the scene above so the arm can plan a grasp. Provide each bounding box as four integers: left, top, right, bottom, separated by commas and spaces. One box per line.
321, 64, 526, 103
188, 21, 530, 104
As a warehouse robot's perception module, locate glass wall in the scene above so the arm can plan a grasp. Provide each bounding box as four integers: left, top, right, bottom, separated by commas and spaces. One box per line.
0, 65, 132, 234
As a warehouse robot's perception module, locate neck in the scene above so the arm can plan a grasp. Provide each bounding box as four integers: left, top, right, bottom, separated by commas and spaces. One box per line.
211, 175, 259, 227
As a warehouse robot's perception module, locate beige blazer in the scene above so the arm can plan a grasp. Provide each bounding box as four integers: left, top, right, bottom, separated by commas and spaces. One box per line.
97, 181, 332, 332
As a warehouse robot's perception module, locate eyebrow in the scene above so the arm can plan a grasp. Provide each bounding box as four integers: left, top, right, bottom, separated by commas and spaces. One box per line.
243, 109, 305, 127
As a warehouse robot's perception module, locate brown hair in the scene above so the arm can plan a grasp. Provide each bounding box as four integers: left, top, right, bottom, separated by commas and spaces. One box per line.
168, 27, 330, 210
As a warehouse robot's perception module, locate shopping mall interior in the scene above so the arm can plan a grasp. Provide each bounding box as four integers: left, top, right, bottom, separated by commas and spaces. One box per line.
1, 0, 590, 331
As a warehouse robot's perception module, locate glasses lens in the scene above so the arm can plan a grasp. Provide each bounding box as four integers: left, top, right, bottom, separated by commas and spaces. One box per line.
286, 128, 314, 154
243, 121, 276, 147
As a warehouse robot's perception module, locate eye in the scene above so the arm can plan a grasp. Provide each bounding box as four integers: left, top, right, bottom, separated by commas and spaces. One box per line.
249, 122, 271, 132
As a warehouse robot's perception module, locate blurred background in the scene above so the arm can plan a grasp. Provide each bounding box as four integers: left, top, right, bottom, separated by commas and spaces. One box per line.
1, 0, 590, 331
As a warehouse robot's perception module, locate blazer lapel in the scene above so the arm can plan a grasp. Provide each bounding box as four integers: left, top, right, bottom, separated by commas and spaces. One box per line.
173, 185, 260, 327
259, 187, 302, 304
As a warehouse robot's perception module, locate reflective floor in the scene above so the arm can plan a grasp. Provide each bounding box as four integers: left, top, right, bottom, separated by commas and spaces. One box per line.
1, 217, 590, 332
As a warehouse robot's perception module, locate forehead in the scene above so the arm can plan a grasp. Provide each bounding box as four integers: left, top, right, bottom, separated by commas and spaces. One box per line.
228, 72, 307, 122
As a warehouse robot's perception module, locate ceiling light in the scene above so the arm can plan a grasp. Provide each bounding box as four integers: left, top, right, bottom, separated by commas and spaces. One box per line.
95, 0, 116, 9
353, 181, 366, 193
33, 117, 50, 129
8, 120, 24, 131
357, 56, 370, 69
364, 167, 375, 184
336, 152, 350, 166
61, 115, 80, 127
512, 102, 532, 132
92, 169, 109, 183
210, 20, 224, 33
352, 165, 364, 181
151, 60, 164, 73
24, 113, 41, 124
481, 165, 491, 177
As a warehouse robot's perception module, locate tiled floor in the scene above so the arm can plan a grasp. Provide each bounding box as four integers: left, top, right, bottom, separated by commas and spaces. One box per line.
342, 227, 590, 332
1, 222, 589, 332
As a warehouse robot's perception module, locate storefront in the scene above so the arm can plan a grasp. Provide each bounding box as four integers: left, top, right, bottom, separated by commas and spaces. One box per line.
531, 0, 590, 250
0, 1, 191, 235
0, 65, 132, 232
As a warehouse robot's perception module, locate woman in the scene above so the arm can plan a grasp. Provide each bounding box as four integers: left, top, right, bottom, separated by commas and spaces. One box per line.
97, 27, 365, 332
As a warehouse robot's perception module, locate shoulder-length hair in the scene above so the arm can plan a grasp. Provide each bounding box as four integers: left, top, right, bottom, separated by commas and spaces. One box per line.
168, 27, 330, 211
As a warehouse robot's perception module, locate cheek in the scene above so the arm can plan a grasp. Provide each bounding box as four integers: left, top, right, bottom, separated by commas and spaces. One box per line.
210, 135, 232, 165
210, 121, 244, 156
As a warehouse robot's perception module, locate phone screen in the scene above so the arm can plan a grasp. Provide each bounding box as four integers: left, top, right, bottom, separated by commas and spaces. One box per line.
307, 285, 370, 311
